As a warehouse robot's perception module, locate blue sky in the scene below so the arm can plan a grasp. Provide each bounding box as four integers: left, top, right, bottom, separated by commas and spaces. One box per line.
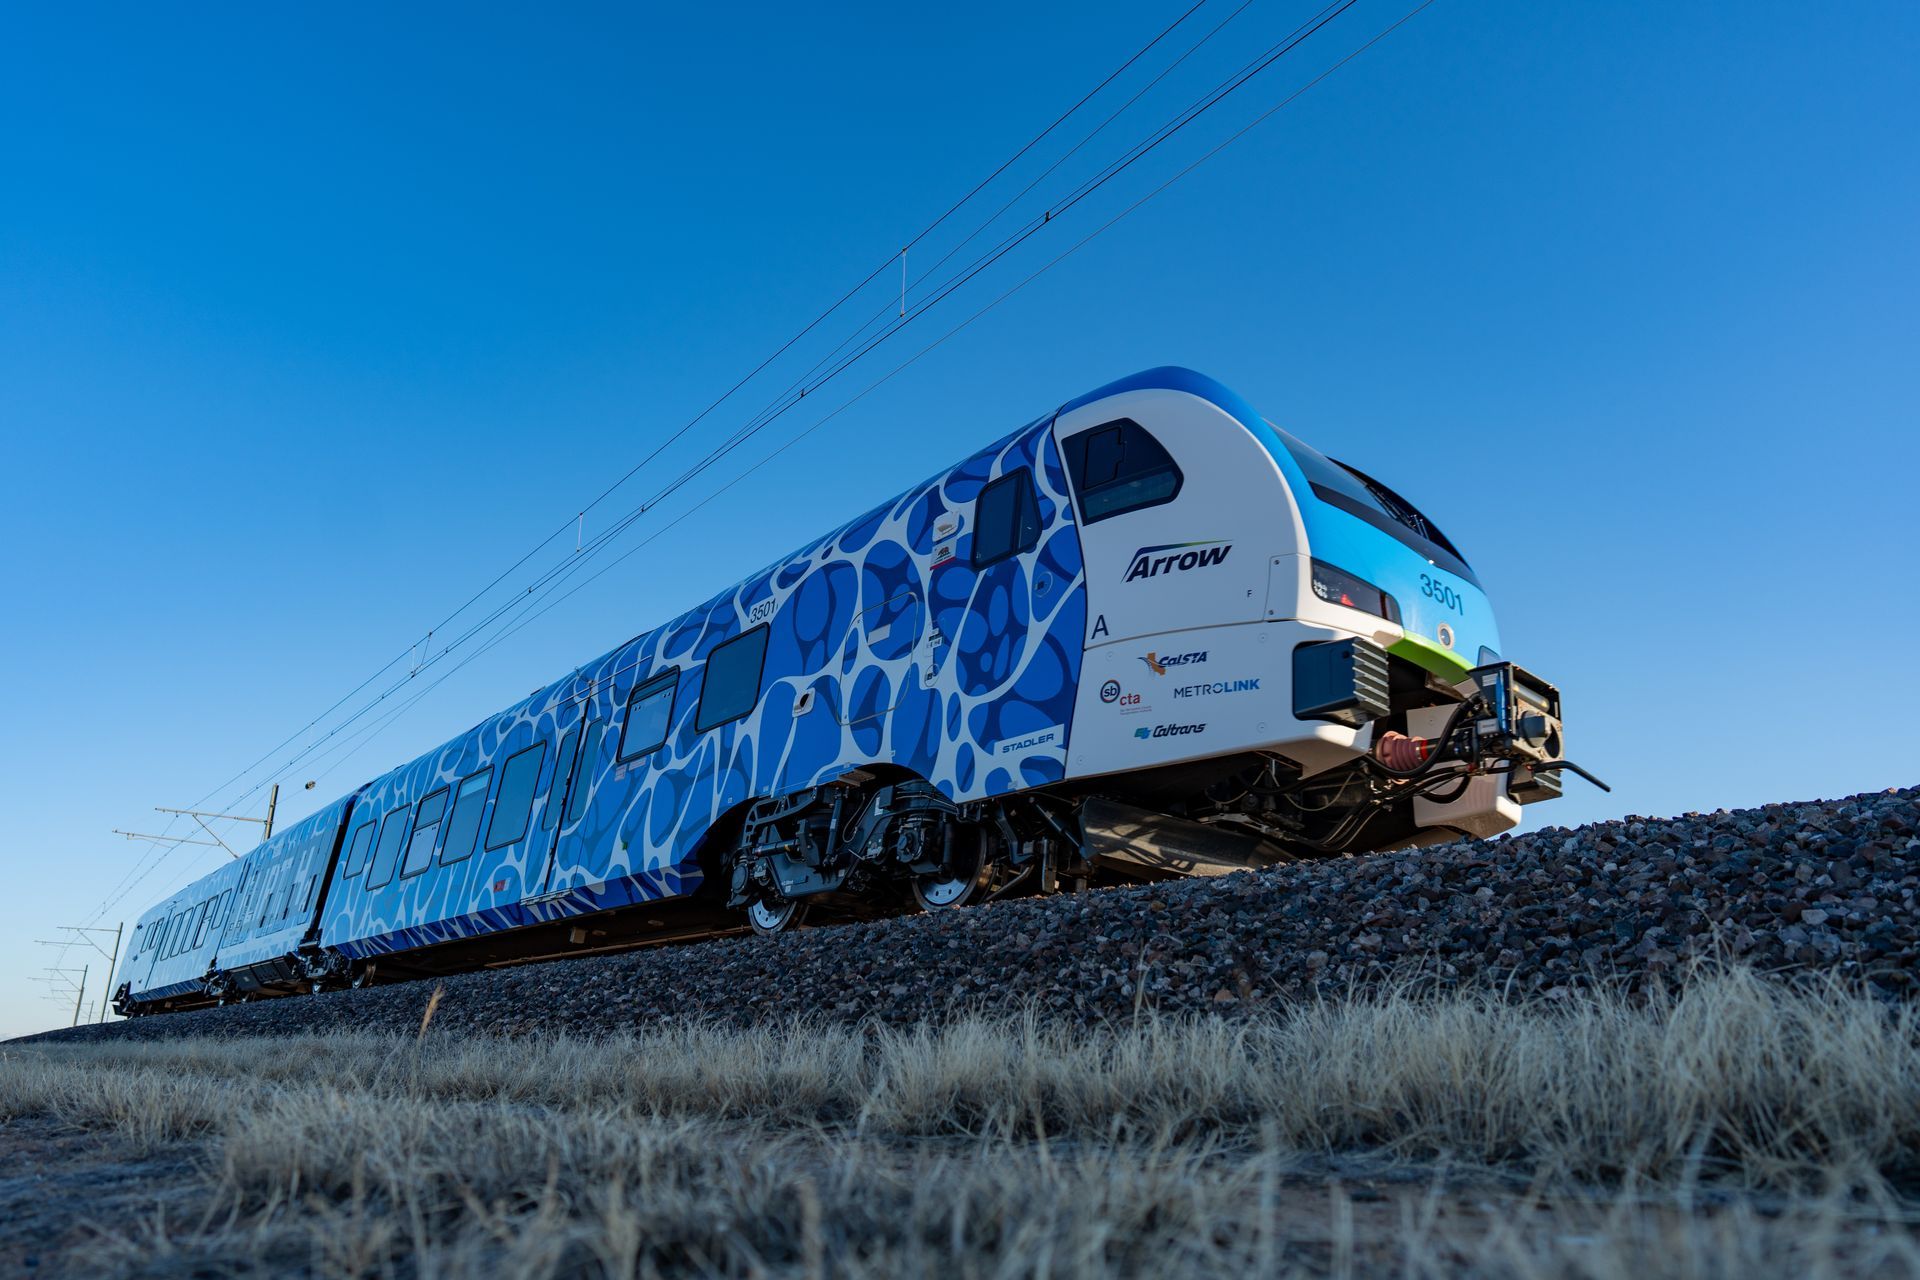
3, 0, 1915, 1037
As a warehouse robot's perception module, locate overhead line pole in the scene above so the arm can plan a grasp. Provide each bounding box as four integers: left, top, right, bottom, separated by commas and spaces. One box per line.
37, 924, 125, 1022
35, 967, 88, 1027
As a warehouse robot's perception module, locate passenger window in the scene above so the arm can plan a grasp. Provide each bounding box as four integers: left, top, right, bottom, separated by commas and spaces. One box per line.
1061, 418, 1182, 523
342, 820, 376, 877
618, 671, 678, 761
486, 743, 548, 849
971, 470, 1042, 567
544, 727, 580, 831
191, 901, 209, 949
566, 721, 606, 823
439, 769, 492, 865
401, 788, 449, 879
301, 875, 317, 912
365, 808, 411, 890
696, 627, 769, 732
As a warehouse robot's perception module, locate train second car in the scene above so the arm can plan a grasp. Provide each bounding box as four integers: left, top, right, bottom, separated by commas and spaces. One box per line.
115, 368, 1597, 1014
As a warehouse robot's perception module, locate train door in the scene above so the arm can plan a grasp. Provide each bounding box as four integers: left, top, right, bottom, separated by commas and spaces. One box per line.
529, 696, 596, 896
533, 694, 606, 898
838, 587, 927, 725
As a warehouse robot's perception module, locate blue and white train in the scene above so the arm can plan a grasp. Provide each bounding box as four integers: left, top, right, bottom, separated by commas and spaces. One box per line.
115, 367, 1596, 1014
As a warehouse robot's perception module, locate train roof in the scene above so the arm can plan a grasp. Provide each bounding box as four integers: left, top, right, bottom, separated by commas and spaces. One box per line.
1055, 365, 1263, 428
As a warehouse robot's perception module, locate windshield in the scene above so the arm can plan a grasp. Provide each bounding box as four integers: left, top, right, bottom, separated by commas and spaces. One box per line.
1272, 425, 1478, 585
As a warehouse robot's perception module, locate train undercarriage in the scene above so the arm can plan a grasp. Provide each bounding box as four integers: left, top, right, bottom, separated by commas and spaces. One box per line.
723, 656, 1605, 935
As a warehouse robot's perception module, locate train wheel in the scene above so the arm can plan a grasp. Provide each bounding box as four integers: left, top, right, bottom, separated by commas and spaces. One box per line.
911, 839, 991, 911
747, 895, 809, 936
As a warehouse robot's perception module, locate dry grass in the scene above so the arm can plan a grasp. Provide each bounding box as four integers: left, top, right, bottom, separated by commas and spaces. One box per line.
6, 969, 1920, 1277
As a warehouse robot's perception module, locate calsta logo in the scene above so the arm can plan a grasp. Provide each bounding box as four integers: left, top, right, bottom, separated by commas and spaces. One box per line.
1124, 541, 1231, 583
1139, 650, 1206, 676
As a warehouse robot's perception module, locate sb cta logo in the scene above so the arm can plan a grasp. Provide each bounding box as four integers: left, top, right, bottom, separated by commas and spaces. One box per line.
1134, 721, 1207, 740
1101, 678, 1146, 712
1099, 679, 1122, 703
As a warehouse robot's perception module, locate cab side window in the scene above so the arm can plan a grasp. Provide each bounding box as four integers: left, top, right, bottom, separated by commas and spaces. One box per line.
1061, 418, 1182, 523
971, 469, 1041, 568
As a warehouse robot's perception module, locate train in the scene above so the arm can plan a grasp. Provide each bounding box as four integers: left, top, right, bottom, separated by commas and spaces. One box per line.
114, 367, 1599, 1015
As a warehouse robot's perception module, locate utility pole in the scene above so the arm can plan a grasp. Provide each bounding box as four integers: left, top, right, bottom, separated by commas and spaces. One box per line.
37, 924, 125, 1022
71, 963, 88, 1026
36, 924, 124, 1028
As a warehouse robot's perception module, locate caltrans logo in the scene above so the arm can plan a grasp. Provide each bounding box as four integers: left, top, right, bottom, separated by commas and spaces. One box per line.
1134, 722, 1207, 740
1124, 541, 1231, 583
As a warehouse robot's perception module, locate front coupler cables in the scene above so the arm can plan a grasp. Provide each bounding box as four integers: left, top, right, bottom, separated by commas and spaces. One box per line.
1367, 662, 1610, 798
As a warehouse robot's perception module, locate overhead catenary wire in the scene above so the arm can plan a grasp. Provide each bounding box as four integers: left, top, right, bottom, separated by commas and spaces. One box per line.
654, 0, 1364, 493
756, 0, 1269, 406
94, 0, 1433, 923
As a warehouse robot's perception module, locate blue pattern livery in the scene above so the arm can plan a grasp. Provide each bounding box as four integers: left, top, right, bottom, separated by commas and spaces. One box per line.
313, 410, 1081, 961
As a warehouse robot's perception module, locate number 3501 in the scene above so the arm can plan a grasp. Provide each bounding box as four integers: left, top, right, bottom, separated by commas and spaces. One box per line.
1420, 575, 1464, 614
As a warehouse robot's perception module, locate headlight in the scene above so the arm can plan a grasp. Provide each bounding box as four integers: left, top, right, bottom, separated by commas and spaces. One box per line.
1310, 560, 1401, 624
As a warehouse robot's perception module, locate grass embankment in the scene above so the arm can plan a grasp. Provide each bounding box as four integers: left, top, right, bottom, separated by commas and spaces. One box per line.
5, 970, 1920, 1277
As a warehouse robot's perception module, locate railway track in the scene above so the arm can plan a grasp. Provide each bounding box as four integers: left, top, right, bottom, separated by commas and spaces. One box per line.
24, 785, 1917, 1045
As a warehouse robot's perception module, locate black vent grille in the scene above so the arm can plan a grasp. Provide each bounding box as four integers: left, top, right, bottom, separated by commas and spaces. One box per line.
1292, 637, 1392, 729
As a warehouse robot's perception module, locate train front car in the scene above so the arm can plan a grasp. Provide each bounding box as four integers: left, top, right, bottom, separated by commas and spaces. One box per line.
1056, 367, 1587, 867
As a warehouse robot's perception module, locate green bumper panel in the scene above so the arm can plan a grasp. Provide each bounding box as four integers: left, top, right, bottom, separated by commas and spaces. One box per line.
1388, 632, 1473, 684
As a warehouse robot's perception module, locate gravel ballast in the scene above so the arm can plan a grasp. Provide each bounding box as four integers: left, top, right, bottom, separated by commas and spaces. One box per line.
25, 786, 1920, 1043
